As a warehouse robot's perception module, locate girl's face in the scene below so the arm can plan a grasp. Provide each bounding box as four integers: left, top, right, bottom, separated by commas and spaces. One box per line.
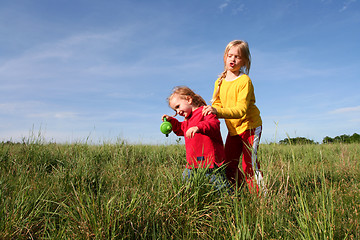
169, 94, 194, 118
225, 46, 243, 74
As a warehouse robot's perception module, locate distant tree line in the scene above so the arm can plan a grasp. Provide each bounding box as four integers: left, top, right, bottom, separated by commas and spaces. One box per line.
322, 133, 360, 144
279, 137, 318, 145
278, 133, 360, 145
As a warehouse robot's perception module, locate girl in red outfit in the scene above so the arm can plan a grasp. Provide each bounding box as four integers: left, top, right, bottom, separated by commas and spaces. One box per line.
162, 86, 230, 192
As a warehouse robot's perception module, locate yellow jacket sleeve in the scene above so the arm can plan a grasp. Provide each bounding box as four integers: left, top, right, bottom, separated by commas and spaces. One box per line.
216, 78, 254, 119
210, 75, 262, 135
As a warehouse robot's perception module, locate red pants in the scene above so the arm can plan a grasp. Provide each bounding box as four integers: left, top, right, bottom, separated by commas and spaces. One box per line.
224, 126, 262, 192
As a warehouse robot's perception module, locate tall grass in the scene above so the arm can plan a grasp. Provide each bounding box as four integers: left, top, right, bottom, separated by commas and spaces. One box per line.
0, 140, 359, 239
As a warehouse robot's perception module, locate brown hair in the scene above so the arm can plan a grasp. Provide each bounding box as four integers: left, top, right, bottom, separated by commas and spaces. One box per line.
168, 86, 206, 108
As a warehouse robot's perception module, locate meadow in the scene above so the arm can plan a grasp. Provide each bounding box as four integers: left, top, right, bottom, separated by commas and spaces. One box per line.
0, 139, 359, 239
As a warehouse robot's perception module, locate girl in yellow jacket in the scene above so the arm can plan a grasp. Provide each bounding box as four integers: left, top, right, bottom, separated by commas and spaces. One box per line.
203, 40, 264, 193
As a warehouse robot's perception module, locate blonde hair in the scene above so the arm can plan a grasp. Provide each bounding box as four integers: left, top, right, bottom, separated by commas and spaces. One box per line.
211, 40, 251, 103
168, 86, 206, 108
220, 40, 251, 78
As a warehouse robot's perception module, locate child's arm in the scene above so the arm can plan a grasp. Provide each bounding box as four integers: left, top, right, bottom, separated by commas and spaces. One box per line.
162, 115, 184, 136
185, 126, 199, 138
216, 78, 254, 119
194, 113, 220, 138
202, 80, 222, 116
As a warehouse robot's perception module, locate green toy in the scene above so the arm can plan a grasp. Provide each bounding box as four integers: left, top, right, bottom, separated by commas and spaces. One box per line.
160, 118, 172, 137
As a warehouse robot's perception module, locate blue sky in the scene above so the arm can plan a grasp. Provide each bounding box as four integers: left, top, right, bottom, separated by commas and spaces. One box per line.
1, 0, 359, 144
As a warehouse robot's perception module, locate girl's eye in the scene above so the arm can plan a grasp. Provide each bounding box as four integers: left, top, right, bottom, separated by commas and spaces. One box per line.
228, 54, 240, 59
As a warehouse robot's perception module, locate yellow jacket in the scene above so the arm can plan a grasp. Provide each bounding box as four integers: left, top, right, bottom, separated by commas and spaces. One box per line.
212, 74, 262, 136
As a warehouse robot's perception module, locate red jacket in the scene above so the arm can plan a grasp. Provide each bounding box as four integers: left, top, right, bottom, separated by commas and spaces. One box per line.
168, 106, 225, 169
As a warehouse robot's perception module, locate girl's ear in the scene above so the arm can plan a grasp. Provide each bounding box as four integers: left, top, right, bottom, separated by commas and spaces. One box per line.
186, 96, 193, 104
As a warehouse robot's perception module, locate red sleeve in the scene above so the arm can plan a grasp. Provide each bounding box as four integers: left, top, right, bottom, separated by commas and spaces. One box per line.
168, 117, 184, 136
196, 114, 220, 138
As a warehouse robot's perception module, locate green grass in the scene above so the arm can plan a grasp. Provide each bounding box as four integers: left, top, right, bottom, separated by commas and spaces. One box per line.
0, 141, 359, 239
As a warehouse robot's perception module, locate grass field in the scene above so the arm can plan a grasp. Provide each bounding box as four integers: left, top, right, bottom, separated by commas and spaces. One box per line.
0, 140, 359, 239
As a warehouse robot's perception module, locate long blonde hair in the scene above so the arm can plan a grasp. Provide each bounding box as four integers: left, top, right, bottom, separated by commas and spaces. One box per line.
167, 86, 206, 116
211, 40, 251, 103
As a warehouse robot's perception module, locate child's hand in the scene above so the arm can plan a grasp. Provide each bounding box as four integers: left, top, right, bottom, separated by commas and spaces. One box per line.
161, 114, 170, 121
202, 105, 217, 116
186, 126, 199, 138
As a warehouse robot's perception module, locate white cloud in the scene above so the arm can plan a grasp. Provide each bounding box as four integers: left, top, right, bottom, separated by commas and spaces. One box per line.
329, 106, 360, 114
219, 0, 230, 11
0, 101, 44, 114
0, 101, 81, 121
219, 0, 245, 14
340, 0, 356, 12
232, 4, 245, 14
27, 111, 79, 119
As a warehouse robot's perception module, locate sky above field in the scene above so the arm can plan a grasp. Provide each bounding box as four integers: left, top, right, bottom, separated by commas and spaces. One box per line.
0, 0, 359, 144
